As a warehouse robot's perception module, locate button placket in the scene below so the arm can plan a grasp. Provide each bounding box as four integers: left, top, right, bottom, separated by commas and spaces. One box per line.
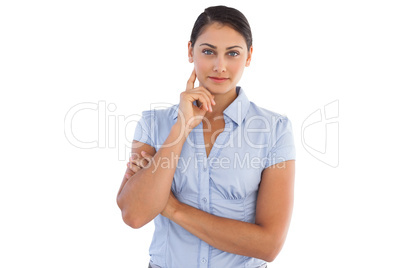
199, 240, 209, 267
200, 165, 209, 211
196, 123, 210, 213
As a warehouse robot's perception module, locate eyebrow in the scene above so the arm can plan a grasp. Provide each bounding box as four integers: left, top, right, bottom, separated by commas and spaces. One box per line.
199, 43, 243, 50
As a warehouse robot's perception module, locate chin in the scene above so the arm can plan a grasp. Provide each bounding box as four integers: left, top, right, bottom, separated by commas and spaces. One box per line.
205, 85, 227, 94
201, 81, 234, 95
212, 86, 236, 96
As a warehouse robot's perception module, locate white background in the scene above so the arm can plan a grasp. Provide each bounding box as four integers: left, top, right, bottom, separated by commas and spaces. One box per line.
1, 0, 401, 267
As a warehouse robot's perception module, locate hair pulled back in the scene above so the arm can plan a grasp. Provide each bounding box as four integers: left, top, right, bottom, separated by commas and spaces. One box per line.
190, 6, 253, 51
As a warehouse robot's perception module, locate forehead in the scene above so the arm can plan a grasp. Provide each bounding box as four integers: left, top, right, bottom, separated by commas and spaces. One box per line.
195, 22, 246, 47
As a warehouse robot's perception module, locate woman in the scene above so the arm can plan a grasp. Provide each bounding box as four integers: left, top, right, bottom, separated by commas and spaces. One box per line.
117, 6, 295, 268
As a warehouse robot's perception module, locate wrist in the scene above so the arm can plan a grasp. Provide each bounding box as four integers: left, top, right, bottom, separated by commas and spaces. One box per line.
168, 200, 184, 222
162, 196, 182, 220
173, 121, 192, 137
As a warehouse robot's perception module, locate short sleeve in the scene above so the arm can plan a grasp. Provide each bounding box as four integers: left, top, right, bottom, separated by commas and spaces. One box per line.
133, 110, 155, 147
264, 116, 296, 168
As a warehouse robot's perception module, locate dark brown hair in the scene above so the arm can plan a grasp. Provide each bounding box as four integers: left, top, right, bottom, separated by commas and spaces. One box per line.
190, 6, 253, 51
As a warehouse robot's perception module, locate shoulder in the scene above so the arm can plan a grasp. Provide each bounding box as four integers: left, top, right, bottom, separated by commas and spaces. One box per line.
140, 104, 179, 122
246, 101, 291, 129
137, 104, 179, 140
135, 104, 179, 148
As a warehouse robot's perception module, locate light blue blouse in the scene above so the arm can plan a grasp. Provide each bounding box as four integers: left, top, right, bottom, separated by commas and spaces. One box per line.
133, 86, 296, 268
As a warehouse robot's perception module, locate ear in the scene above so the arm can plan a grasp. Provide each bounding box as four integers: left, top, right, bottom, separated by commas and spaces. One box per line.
245, 45, 253, 67
188, 41, 194, 63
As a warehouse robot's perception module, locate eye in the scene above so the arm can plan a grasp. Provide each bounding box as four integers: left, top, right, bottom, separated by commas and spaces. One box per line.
228, 51, 239, 57
202, 49, 214, 55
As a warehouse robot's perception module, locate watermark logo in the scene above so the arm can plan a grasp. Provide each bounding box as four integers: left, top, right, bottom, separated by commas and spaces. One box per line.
64, 100, 143, 160
64, 101, 277, 161
301, 100, 339, 167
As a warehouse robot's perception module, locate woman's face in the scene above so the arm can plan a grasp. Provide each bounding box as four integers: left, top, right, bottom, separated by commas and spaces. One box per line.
188, 22, 252, 95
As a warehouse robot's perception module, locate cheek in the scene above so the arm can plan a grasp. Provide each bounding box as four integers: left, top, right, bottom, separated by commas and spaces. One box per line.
229, 61, 245, 76
194, 58, 210, 75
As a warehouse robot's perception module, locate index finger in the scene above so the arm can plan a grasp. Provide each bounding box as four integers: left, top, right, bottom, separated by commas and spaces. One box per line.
186, 68, 197, 91
141, 151, 153, 163
130, 156, 149, 168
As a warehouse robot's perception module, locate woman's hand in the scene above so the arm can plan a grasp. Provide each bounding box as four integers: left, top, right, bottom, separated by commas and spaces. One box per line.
124, 151, 153, 179
176, 69, 216, 132
125, 150, 181, 219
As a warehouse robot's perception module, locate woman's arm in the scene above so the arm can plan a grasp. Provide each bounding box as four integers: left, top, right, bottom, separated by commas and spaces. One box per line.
117, 69, 215, 229
116, 124, 187, 229
162, 160, 295, 262
116, 145, 153, 199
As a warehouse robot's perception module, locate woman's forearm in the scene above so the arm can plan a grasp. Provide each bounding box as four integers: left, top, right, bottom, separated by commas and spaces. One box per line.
117, 123, 188, 228
169, 202, 280, 262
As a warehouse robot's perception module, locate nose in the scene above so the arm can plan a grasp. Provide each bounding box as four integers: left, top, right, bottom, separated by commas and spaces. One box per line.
213, 56, 226, 73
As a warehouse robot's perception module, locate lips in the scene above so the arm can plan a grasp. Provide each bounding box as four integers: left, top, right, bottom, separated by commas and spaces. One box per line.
208, 77, 229, 83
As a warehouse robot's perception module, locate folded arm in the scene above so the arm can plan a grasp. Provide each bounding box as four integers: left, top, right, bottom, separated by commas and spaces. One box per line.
116, 123, 187, 229
162, 160, 295, 262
